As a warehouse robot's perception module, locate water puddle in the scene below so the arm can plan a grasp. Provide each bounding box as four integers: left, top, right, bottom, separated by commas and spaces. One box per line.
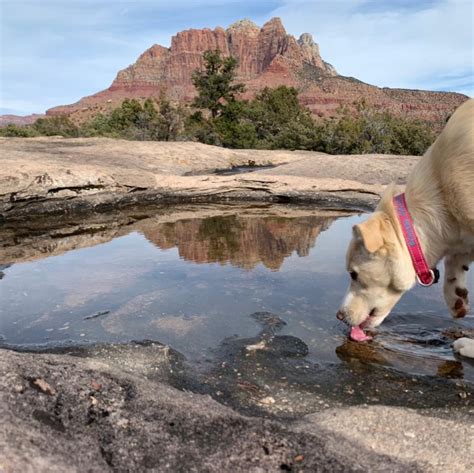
1, 204, 473, 412
185, 164, 276, 176
213, 164, 276, 175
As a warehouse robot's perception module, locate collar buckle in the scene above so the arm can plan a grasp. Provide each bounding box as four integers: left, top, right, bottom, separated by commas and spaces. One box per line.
416, 269, 435, 287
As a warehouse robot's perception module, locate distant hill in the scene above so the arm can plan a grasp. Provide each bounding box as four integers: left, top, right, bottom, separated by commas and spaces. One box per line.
0, 114, 44, 126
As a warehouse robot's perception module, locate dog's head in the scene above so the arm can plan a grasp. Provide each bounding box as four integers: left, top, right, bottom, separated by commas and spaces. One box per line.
337, 206, 416, 329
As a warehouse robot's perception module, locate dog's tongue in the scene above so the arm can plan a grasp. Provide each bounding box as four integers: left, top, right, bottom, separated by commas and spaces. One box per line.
350, 325, 373, 342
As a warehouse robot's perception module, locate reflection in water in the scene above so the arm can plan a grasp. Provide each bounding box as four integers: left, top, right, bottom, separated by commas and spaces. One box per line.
0, 205, 342, 270
1, 205, 473, 390
335, 338, 465, 380
141, 214, 334, 270
198, 312, 471, 415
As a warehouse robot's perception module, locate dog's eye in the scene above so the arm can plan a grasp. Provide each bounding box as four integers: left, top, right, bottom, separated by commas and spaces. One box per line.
350, 271, 358, 281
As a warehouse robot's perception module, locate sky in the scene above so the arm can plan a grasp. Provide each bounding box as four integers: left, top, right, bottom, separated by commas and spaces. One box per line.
0, 0, 473, 115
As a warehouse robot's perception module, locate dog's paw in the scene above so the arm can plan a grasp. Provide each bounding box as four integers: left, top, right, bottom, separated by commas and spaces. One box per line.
445, 286, 469, 318
444, 256, 470, 318
453, 338, 474, 358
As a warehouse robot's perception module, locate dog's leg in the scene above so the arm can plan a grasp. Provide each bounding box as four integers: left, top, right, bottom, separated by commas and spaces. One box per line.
444, 254, 471, 318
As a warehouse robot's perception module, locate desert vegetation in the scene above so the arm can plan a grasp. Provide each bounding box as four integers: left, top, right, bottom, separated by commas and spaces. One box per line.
0, 50, 435, 155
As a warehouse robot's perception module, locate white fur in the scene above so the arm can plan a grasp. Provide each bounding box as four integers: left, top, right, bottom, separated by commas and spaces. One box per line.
453, 338, 474, 358
339, 99, 474, 358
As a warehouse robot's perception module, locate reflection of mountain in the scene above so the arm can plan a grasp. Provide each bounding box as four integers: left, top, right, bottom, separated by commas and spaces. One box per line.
0, 205, 346, 268
141, 215, 335, 270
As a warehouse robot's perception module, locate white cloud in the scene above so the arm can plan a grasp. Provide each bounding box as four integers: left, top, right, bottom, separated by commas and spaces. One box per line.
267, 0, 473, 95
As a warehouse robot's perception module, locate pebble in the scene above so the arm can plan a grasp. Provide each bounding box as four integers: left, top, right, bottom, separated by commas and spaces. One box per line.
259, 396, 276, 405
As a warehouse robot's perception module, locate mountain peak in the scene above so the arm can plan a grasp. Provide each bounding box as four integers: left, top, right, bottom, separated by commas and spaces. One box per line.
298, 33, 316, 47
46, 17, 467, 125
263, 17, 284, 28
227, 18, 259, 32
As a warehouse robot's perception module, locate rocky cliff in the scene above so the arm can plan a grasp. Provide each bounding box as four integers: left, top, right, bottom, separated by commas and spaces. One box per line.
46, 17, 467, 124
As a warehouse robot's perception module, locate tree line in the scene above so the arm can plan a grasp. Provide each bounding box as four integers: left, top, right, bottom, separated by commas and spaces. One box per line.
0, 49, 435, 155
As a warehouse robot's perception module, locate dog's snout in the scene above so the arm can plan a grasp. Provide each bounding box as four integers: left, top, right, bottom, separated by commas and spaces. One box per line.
336, 310, 345, 321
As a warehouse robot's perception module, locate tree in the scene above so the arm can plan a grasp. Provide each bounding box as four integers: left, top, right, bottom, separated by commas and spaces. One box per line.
192, 50, 245, 119
247, 86, 317, 149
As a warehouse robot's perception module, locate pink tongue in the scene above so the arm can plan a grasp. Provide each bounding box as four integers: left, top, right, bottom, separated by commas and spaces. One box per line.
350, 326, 373, 342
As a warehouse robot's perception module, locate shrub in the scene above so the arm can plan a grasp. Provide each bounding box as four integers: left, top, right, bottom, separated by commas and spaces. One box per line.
189, 85, 320, 150
82, 98, 185, 141
0, 124, 39, 137
33, 115, 80, 137
315, 103, 435, 155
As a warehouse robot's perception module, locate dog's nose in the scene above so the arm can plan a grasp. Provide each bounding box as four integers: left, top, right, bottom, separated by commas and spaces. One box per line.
336, 310, 345, 321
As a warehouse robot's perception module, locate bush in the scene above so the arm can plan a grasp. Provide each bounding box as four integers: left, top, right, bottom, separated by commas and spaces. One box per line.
82, 98, 185, 141
315, 103, 435, 155
33, 115, 80, 137
246, 86, 318, 150
0, 124, 39, 137
188, 85, 318, 150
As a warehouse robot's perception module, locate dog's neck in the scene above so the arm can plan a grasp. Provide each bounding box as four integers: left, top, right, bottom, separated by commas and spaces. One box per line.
398, 150, 454, 267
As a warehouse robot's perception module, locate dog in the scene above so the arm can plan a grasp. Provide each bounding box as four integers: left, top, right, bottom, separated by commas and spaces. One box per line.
337, 98, 474, 358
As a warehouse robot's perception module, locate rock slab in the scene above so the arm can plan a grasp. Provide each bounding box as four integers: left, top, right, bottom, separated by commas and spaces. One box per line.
0, 137, 417, 220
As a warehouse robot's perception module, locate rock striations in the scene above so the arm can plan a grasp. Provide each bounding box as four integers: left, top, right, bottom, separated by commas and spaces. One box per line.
46, 17, 467, 124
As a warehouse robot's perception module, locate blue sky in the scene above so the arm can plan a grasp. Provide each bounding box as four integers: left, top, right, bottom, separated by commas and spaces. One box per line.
0, 0, 472, 115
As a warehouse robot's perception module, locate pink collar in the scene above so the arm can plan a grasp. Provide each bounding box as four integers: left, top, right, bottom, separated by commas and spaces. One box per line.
393, 193, 438, 287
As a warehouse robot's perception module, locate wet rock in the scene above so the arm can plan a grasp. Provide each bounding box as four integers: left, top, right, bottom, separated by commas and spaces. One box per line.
251, 311, 287, 333
1, 347, 417, 472
262, 335, 309, 358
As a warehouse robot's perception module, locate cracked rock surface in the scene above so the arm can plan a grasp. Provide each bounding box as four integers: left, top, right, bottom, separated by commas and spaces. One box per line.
0, 137, 417, 219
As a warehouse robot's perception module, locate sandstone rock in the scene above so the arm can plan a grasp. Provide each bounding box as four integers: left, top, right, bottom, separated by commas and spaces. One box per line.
45, 17, 467, 126
0, 347, 420, 472
0, 137, 415, 220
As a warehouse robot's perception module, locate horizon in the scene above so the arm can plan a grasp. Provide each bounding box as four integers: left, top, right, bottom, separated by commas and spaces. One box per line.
1, 0, 473, 116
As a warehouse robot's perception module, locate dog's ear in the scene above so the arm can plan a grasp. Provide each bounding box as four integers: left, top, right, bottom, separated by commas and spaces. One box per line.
353, 214, 385, 253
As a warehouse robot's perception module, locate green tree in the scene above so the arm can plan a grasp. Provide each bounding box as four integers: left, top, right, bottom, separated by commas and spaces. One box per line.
192, 49, 245, 119
247, 86, 317, 149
